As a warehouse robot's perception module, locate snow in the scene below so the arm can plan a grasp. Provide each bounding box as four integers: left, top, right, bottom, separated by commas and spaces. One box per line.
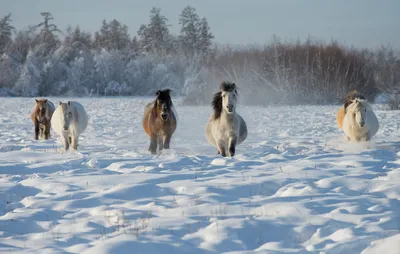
0, 97, 399, 254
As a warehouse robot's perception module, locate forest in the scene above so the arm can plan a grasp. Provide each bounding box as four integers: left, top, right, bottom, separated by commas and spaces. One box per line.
0, 6, 399, 106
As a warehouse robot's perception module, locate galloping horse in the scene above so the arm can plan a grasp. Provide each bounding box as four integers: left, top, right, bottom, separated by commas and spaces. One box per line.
30, 98, 55, 140
342, 98, 379, 141
336, 90, 365, 129
51, 101, 88, 151
205, 81, 247, 157
142, 89, 178, 154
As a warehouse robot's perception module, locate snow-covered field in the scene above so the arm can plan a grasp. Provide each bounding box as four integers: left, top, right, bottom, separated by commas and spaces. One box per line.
0, 97, 399, 254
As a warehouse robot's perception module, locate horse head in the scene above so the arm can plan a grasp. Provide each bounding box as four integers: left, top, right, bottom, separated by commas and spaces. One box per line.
59, 101, 73, 131
154, 89, 172, 121
348, 98, 368, 128
35, 99, 48, 122
220, 82, 238, 114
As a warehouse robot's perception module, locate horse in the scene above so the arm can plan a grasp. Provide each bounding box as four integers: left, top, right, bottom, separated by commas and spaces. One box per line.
142, 89, 178, 154
205, 81, 247, 157
336, 90, 366, 129
51, 101, 88, 151
342, 98, 379, 142
30, 98, 55, 140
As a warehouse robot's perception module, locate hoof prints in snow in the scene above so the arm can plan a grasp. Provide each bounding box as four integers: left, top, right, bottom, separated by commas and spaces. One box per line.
0, 98, 399, 254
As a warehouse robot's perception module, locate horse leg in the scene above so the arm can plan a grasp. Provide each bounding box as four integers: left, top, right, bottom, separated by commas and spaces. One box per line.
361, 132, 370, 142
61, 133, 69, 151
217, 140, 227, 157
163, 135, 171, 150
40, 126, 44, 139
34, 120, 39, 140
44, 124, 51, 140
158, 137, 163, 152
148, 134, 158, 154
71, 135, 78, 150
228, 136, 237, 157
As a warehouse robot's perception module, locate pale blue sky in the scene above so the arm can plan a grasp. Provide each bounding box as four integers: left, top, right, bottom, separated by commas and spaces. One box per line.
1, 0, 399, 49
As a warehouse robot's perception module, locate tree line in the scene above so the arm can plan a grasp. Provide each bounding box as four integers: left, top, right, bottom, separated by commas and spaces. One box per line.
0, 6, 399, 107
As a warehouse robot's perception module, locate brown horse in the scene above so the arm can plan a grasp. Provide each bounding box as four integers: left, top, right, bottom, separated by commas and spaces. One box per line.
30, 98, 55, 140
142, 89, 178, 154
336, 90, 366, 129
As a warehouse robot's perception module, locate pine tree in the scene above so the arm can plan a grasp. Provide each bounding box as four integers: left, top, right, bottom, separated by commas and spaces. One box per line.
33, 12, 61, 53
178, 6, 200, 56
0, 13, 15, 55
198, 17, 214, 56
137, 7, 171, 55
94, 19, 131, 51
64, 26, 92, 48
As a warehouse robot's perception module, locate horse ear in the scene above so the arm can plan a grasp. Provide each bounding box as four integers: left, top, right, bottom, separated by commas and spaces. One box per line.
44, 99, 47, 103
67, 101, 71, 105
35, 99, 39, 103
59, 101, 62, 105
164, 89, 172, 94
155, 90, 161, 96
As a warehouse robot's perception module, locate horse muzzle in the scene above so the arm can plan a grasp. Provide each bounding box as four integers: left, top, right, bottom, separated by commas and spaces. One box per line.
226, 106, 234, 113
161, 113, 169, 121
360, 122, 365, 127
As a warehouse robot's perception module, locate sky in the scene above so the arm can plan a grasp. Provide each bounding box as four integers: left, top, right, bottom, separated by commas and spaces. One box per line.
0, 0, 399, 49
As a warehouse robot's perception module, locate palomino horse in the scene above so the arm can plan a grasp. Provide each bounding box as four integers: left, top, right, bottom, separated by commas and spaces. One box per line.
51, 101, 88, 151
336, 90, 365, 129
205, 81, 247, 157
30, 98, 55, 140
342, 97, 379, 141
142, 89, 178, 154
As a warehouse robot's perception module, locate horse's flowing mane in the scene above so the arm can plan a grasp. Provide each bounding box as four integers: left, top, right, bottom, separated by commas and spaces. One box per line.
211, 81, 237, 119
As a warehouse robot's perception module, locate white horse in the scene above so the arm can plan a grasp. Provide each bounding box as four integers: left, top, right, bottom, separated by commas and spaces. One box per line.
342, 98, 379, 142
51, 101, 88, 151
205, 81, 247, 157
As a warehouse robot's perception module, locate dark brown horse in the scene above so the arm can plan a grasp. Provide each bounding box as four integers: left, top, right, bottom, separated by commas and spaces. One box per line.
30, 99, 55, 140
142, 89, 178, 154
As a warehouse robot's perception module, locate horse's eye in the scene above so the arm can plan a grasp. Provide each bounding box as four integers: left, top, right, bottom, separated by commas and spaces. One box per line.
68, 112, 72, 116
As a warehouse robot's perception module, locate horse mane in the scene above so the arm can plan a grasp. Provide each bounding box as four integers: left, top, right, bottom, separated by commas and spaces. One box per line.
211, 81, 237, 120
155, 89, 172, 103
220, 81, 236, 92
344, 90, 366, 111
212, 91, 223, 119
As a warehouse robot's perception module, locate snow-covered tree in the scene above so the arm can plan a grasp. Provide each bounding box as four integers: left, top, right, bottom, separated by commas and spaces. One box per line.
0, 13, 15, 55
178, 6, 200, 56
137, 7, 172, 55
13, 50, 43, 96
64, 26, 92, 48
94, 19, 131, 51
30, 12, 61, 55
197, 17, 214, 56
